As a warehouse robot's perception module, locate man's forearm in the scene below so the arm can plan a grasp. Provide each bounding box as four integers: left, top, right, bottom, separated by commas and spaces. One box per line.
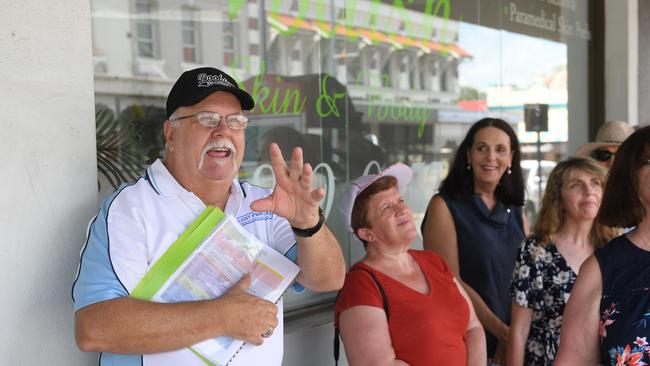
295, 225, 345, 292
75, 297, 229, 354
75, 281, 278, 355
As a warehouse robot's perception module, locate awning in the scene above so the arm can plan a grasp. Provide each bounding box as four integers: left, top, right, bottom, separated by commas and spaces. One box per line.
268, 13, 472, 58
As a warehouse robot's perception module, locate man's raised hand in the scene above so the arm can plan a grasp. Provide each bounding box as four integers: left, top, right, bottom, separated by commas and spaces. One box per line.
250, 143, 324, 228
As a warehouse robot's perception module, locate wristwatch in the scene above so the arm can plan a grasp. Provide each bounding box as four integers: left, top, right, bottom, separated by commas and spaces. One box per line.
291, 208, 326, 237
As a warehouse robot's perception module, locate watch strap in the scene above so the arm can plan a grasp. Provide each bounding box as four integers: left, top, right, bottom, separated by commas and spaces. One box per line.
291, 208, 325, 237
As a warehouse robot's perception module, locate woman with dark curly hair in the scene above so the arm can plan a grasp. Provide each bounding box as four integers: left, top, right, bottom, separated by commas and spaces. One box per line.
507, 157, 620, 366
555, 126, 650, 365
422, 118, 528, 365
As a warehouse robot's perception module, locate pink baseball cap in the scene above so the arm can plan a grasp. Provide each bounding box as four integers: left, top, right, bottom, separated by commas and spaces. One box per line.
339, 163, 413, 232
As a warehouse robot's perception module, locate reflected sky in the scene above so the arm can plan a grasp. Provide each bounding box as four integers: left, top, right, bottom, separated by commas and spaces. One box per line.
458, 22, 567, 91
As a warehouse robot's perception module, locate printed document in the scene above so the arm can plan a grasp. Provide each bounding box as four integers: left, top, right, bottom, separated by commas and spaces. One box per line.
132, 208, 300, 366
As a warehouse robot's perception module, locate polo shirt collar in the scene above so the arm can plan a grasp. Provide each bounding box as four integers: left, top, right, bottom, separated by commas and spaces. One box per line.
146, 159, 184, 196
147, 159, 243, 213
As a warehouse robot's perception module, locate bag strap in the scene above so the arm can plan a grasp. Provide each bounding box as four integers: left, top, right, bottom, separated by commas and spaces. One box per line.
334, 267, 389, 365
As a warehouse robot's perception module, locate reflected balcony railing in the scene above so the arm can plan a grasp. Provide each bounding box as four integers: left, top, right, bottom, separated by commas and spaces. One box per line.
132, 57, 168, 79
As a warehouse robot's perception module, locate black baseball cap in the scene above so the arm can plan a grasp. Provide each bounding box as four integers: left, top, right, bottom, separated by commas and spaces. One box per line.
165, 67, 255, 118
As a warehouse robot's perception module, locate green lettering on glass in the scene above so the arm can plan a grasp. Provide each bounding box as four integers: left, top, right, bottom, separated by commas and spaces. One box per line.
228, 0, 246, 21
313, 0, 326, 21
419, 0, 437, 39
316, 75, 345, 118
414, 0, 450, 37
227, 0, 453, 48
357, 71, 431, 137
377, 104, 389, 120
269, 0, 285, 14
354, 68, 367, 86
432, 0, 452, 56
311, 0, 332, 39
417, 119, 426, 138
248, 61, 271, 112
222, 0, 446, 135
238, 60, 306, 116
267, 76, 284, 114
302, 0, 364, 43
258, 79, 307, 115
268, 76, 308, 114
283, 89, 308, 114
342, 0, 359, 42
367, 0, 381, 29
391, 0, 415, 35
390, 104, 402, 120
418, 108, 431, 137
270, 0, 310, 36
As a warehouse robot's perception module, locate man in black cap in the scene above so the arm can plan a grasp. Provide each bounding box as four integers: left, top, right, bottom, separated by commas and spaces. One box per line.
72, 67, 345, 365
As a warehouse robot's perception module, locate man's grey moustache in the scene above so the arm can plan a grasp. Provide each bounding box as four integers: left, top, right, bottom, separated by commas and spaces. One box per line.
202, 139, 236, 154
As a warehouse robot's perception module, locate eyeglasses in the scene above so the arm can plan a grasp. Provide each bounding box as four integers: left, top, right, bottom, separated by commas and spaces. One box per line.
170, 111, 249, 130
592, 149, 615, 162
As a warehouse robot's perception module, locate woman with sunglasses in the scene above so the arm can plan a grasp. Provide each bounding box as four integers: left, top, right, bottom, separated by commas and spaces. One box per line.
575, 120, 635, 169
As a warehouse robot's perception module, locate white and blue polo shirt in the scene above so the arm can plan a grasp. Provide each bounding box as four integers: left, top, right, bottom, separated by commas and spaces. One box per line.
72, 159, 300, 366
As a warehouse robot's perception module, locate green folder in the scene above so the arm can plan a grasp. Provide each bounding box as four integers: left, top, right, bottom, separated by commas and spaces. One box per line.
130, 206, 231, 365
131, 206, 225, 300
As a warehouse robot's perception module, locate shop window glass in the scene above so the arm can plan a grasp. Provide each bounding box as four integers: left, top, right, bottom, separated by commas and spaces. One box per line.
223, 24, 235, 50
90, 0, 592, 311
181, 7, 199, 63
134, 0, 156, 58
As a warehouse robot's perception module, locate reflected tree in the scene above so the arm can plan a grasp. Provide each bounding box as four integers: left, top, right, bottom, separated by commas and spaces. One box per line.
95, 105, 146, 190
119, 104, 166, 164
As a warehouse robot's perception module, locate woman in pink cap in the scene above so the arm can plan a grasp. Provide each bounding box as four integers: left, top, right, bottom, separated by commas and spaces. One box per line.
334, 164, 486, 366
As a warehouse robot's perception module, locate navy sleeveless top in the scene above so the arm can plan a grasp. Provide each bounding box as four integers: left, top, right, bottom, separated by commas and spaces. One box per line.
437, 192, 524, 357
596, 235, 650, 365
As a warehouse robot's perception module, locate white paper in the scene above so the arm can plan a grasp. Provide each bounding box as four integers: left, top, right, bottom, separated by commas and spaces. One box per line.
152, 215, 300, 365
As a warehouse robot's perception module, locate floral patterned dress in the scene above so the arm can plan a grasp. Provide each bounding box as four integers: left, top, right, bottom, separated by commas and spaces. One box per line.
510, 237, 577, 366
596, 235, 650, 366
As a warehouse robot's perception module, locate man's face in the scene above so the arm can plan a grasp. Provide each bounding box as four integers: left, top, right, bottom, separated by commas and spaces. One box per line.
164, 91, 245, 184
360, 187, 417, 246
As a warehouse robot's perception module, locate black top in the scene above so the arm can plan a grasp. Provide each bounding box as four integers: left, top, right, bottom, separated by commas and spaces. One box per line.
596, 234, 650, 365
439, 192, 525, 358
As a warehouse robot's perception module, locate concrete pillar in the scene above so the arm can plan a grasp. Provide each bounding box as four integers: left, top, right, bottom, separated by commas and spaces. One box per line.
604, 0, 638, 125
0, 1, 98, 364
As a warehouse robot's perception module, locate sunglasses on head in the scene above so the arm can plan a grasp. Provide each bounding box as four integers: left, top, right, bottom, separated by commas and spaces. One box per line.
592, 149, 615, 162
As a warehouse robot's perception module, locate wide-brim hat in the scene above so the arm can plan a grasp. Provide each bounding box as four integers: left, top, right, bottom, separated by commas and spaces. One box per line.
575, 120, 635, 157
166, 67, 254, 118
339, 163, 413, 232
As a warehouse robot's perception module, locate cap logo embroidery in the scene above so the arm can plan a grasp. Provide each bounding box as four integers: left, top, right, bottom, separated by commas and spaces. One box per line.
197, 73, 234, 88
